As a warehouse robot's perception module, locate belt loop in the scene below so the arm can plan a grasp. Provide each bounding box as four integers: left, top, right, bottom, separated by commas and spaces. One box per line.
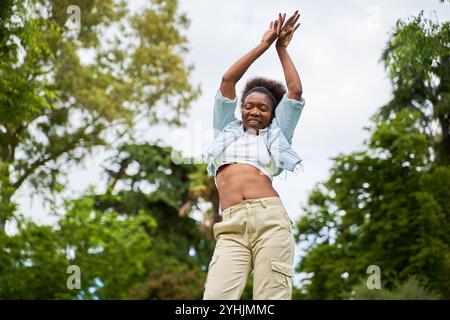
260, 199, 267, 209
244, 202, 251, 214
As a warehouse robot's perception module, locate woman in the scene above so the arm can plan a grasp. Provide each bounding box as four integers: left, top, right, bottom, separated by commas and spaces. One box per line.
202, 10, 304, 300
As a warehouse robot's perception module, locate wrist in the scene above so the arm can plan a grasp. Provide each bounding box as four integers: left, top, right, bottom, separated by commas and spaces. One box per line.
259, 40, 273, 49
276, 44, 288, 51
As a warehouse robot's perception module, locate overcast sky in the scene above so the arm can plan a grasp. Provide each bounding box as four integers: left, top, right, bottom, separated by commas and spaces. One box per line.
12, 1, 450, 235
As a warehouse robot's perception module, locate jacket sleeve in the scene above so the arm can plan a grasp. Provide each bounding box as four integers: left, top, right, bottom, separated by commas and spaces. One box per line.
213, 89, 238, 138
274, 93, 305, 144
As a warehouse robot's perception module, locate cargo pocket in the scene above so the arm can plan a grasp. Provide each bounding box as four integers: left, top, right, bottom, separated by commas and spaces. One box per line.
204, 255, 219, 290
270, 259, 293, 290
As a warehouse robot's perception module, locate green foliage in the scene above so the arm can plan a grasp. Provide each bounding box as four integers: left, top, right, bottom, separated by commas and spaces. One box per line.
89, 143, 216, 299
0, 218, 71, 299
0, 203, 155, 299
239, 273, 254, 300
0, 0, 199, 227
0, 142, 217, 299
58, 196, 157, 299
295, 7, 450, 300
347, 277, 439, 300
100, 143, 215, 269
381, 11, 450, 165
129, 264, 206, 300
295, 110, 450, 299
0, 0, 215, 299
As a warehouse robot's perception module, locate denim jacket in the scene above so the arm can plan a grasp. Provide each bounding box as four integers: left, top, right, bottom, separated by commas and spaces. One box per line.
202, 89, 305, 178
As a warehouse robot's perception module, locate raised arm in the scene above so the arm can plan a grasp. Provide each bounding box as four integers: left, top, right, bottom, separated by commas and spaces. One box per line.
220, 15, 283, 100
275, 11, 303, 101
273, 11, 305, 143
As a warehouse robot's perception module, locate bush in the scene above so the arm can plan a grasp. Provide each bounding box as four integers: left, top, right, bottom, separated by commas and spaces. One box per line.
347, 277, 440, 300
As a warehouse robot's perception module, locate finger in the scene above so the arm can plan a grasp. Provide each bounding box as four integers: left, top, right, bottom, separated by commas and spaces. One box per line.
277, 15, 282, 34
286, 16, 295, 25
284, 13, 296, 27
270, 21, 273, 29
281, 13, 286, 25
273, 20, 278, 32
292, 13, 300, 26
293, 22, 300, 32
286, 10, 298, 25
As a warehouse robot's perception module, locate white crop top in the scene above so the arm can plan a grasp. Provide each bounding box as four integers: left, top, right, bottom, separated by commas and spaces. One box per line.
214, 130, 277, 182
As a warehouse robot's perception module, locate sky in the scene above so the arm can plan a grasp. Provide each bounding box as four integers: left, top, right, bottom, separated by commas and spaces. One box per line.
10, 0, 450, 252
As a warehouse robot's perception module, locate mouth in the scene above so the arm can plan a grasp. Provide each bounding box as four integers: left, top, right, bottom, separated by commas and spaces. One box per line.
248, 118, 261, 124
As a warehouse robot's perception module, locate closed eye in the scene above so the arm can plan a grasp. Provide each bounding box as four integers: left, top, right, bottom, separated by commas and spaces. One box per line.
245, 103, 269, 111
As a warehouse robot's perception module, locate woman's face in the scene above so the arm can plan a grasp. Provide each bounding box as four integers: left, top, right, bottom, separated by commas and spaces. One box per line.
241, 92, 273, 133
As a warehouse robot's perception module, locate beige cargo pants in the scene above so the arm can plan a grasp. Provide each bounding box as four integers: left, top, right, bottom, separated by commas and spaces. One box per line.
203, 196, 295, 300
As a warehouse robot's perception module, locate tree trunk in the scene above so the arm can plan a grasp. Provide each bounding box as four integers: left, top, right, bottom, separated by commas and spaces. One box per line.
437, 115, 450, 165
0, 162, 15, 232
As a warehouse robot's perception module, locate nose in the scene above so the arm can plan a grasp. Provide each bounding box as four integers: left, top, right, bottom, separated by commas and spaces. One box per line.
250, 110, 261, 117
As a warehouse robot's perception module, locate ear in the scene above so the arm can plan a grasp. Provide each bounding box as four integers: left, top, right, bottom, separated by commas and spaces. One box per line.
271, 106, 276, 118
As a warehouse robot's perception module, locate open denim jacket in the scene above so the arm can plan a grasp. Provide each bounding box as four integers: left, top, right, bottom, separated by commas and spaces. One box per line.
202, 89, 305, 178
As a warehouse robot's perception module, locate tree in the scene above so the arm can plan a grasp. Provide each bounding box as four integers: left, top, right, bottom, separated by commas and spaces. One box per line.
129, 264, 206, 300
0, 217, 71, 299
0, 0, 199, 230
99, 143, 216, 269
295, 7, 450, 299
96, 143, 218, 299
347, 277, 439, 300
0, 197, 156, 299
381, 11, 450, 165
296, 111, 449, 299
0, 143, 218, 299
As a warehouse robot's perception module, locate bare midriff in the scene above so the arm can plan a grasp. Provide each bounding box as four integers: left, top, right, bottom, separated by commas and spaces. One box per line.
216, 163, 279, 211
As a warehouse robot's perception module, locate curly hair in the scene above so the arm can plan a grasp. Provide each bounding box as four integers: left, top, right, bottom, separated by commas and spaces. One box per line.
240, 77, 286, 116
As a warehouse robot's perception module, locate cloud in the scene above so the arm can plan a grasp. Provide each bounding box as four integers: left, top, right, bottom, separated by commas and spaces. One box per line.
16, 0, 450, 229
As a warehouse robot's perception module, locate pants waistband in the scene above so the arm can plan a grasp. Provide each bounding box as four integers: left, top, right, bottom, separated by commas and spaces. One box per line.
221, 196, 282, 220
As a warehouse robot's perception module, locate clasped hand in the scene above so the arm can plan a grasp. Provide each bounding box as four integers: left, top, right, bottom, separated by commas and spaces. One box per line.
261, 10, 301, 48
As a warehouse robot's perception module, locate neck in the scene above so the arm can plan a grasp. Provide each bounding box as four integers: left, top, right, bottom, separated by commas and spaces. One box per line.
245, 127, 259, 135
